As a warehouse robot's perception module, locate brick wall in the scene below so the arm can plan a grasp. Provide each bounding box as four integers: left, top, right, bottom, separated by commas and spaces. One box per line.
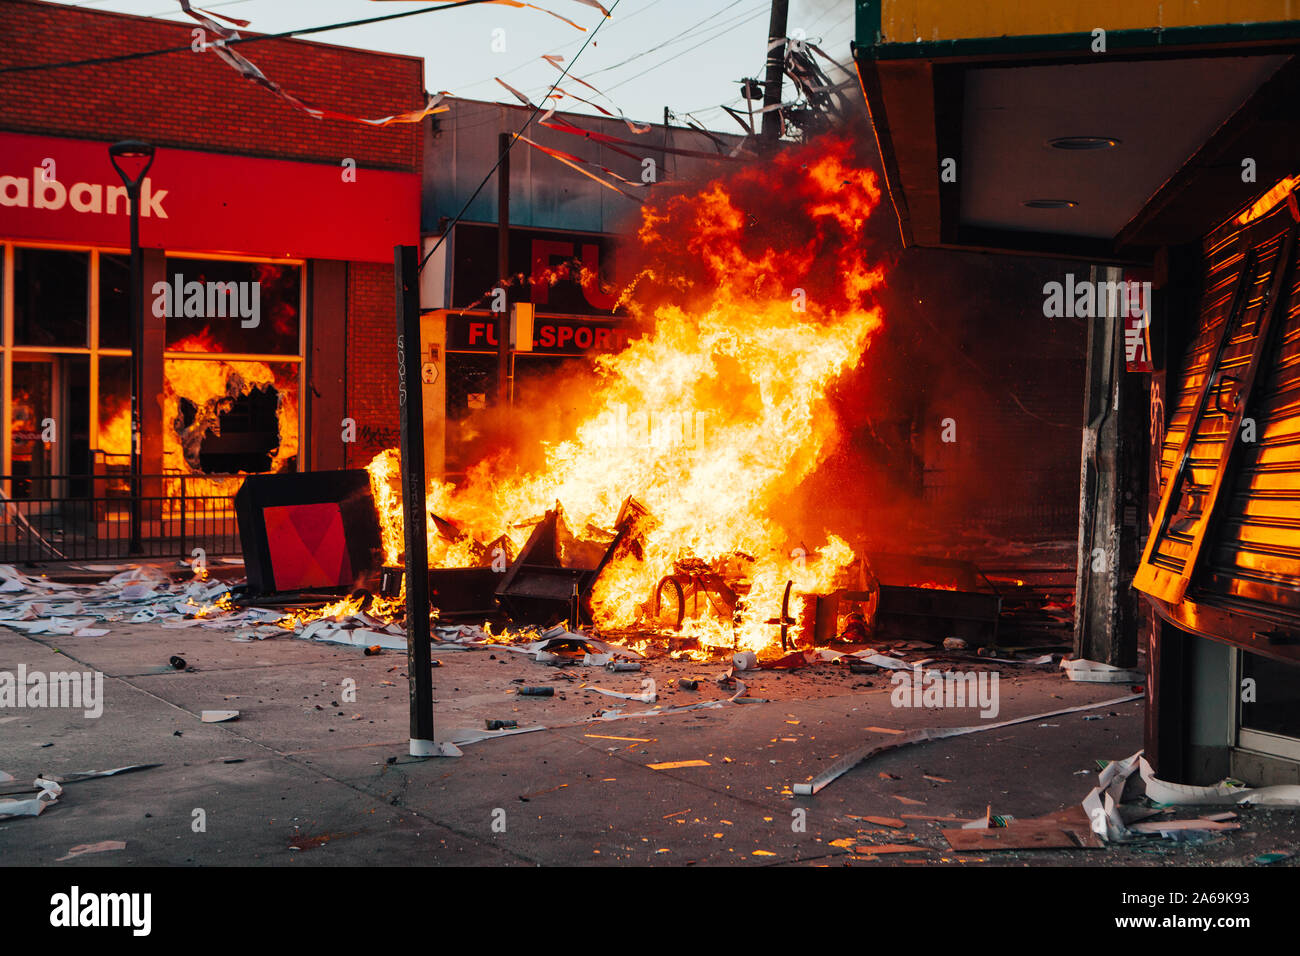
3, 0, 420, 473
345, 263, 400, 467
0, 0, 424, 171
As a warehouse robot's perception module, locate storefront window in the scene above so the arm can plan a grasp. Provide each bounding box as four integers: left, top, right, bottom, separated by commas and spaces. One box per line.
1240, 652, 1300, 740
162, 357, 300, 483
9, 361, 53, 497
96, 355, 132, 465
13, 248, 88, 347
444, 353, 498, 474
163, 258, 301, 355
98, 252, 131, 350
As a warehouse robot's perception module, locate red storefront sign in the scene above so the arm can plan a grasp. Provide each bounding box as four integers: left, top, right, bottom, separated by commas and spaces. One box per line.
445, 311, 631, 355
0, 132, 418, 263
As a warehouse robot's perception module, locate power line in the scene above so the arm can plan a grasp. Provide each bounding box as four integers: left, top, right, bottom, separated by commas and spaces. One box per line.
450, 0, 668, 94
418, 0, 623, 273
582, 0, 750, 76
1, 0, 502, 74
603, 4, 768, 94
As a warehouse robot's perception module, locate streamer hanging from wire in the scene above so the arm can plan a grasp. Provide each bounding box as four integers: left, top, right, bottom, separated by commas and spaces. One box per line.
179, 1, 450, 125
540, 54, 649, 134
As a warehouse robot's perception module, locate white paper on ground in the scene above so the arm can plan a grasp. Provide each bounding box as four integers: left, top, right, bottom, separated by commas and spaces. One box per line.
56, 840, 127, 861
1060, 658, 1145, 683
588, 678, 656, 703
447, 725, 547, 745
54, 764, 162, 783
1099, 750, 1145, 806
856, 654, 911, 670
1129, 818, 1240, 835
792, 693, 1143, 796
1237, 785, 1300, 807
0, 778, 62, 819
1139, 758, 1248, 805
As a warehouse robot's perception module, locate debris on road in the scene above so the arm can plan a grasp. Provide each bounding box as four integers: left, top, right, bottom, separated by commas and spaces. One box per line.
792, 693, 1141, 796
56, 840, 127, 861
0, 778, 62, 819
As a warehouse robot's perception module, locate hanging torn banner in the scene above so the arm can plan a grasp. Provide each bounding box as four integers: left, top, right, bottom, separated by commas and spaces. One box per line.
178, 2, 449, 126
540, 55, 650, 134
494, 78, 560, 125
516, 134, 645, 200
568, 0, 612, 15
480, 99, 746, 161
721, 106, 753, 135
485, 0, 586, 31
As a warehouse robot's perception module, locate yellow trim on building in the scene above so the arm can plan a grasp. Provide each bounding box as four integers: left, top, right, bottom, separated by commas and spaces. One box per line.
881, 0, 1300, 43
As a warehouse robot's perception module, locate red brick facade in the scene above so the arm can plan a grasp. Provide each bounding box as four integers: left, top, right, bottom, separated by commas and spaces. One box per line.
1, 0, 421, 473
345, 263, 402, 467
0, 0, 423, 170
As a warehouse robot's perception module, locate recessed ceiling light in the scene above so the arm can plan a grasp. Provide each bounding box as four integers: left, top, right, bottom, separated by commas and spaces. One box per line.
1022, 199, 1079, 209
1048, 136, 1120, 150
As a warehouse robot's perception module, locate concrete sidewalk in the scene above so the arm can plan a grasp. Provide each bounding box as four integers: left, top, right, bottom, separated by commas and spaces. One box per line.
1, 622, 1296, 866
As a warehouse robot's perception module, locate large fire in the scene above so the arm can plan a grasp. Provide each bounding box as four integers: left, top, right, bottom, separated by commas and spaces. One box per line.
98, 337, 300, 498
373, 138, 884, 653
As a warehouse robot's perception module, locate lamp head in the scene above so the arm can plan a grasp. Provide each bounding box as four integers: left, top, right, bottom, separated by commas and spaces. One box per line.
108, 140, 156, 188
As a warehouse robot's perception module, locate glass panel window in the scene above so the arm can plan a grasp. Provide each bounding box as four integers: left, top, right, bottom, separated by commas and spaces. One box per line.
99, 253, 131, 350
97, 355, 133, 465
162, 258, 300, 355
14, 248, 89, 347
10, 360, 55, 498
1240, 652, 1300, 739
162, 357, 299, 480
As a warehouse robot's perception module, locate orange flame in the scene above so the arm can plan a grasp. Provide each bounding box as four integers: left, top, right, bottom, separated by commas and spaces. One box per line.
370, 138, 885, 652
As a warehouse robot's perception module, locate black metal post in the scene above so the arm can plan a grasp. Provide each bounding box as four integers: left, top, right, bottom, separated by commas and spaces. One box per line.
127, 191, 144, 554
760, 0, 789, 149
497, 131, 512, 408
108, 140, 154, 556
395, 245, 436, 754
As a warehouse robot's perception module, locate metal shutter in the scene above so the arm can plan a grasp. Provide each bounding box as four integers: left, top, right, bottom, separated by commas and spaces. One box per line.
1135, 191, 1300, 620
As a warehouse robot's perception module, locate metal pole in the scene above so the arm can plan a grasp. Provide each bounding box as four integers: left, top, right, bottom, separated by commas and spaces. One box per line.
128, 185, 144, 554
497, 131, 511, 407
760, 0, 789, 149
395, 245, 436, 755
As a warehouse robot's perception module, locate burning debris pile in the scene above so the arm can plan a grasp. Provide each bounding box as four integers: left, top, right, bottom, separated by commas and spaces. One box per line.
371, 138, 888, 656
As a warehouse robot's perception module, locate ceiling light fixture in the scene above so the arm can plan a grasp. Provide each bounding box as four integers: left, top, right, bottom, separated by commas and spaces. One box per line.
1048, 136, 1120, 150
1022, 199, 1079, 209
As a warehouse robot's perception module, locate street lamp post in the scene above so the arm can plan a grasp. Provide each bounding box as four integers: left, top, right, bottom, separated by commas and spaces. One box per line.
108, 140, 155, 556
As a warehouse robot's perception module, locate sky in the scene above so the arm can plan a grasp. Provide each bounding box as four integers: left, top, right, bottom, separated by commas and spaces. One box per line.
43, 0, 858, 131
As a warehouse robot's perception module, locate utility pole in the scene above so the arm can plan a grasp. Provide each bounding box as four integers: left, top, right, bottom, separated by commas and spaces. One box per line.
496, 131, 512, 408
760, 0, 789, 149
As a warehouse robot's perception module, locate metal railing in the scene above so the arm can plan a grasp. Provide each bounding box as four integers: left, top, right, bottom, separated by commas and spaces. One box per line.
0, 472, 242, 564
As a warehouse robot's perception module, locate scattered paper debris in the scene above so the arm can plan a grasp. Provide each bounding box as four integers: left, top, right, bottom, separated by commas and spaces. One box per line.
0, 778, 62, 819
792, 694, 1141, 796
1060, 658, 1144, 683
56, 840, 127, 862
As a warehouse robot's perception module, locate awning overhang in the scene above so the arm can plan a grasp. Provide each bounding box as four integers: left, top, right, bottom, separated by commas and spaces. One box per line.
853, 2, 1300, 260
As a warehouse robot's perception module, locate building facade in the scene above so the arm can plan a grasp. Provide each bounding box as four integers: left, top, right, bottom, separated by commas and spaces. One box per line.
0, 0, 424, 507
